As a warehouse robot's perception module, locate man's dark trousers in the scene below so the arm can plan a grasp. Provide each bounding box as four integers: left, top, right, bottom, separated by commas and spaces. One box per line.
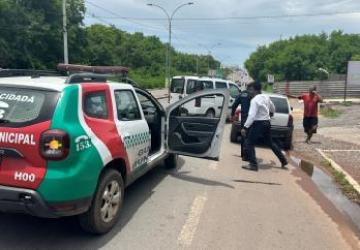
240, 121, 248, 160
245, 120, 287, 167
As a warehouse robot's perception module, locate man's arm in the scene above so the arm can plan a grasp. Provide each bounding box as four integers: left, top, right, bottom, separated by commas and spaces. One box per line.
316, 93, 323, 103
287, 93, 302, 99
244, 99, 257, 129
231, 94, 242, 116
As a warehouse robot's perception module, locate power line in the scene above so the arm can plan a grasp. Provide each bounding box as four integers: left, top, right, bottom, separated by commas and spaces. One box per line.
86, 0, 167, 31
89, 10, 360, 21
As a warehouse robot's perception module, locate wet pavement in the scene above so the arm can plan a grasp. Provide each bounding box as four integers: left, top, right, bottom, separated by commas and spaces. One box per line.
292, 156, 360, 233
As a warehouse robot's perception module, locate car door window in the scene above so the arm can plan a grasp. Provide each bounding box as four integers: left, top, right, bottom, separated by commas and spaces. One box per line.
229, 84, 240, 98
199, 80, 214, 90
215, 82, 227, 89
167, 92, 227, 157
186, 80, 203, 94
114, 90, 141, 121
84, 91, 108, 119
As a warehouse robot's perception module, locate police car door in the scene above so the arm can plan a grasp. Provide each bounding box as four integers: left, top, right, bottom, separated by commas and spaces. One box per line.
111, 86, 151, 171
166, 89, 229, 160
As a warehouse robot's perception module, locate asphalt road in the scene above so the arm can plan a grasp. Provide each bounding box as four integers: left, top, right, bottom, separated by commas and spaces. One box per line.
0, 124, 359, 250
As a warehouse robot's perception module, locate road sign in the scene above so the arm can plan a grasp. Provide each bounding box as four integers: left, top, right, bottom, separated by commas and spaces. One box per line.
347, 61, 360, 86
267, 74, 275, 84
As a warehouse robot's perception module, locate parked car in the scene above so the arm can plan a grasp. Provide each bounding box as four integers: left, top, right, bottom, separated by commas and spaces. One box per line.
230, 93, 294, 150
0, 71, 229, 234
170, 76, 241, 118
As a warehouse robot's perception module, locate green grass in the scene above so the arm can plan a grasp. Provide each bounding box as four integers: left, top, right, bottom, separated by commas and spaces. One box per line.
321, 160, 360, 204
342, 101, 353, 107
320, 106, 342, 118
264, 83, 274, 93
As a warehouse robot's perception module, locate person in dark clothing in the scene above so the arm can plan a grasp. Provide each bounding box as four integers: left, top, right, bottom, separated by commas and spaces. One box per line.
231, 83, 255, 161
241, 82, 288, 171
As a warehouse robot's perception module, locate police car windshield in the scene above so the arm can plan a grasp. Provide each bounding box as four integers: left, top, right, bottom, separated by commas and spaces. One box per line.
0, 87, 59, 127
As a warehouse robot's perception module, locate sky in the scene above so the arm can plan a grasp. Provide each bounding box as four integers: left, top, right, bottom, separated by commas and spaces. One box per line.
84, 0, 360, 67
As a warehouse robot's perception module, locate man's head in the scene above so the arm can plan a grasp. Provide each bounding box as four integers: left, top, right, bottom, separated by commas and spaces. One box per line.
252, 82, 262, 95
309, 85, 317, 95
246, 83, 255, 96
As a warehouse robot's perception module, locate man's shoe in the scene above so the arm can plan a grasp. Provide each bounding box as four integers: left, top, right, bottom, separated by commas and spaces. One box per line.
242, 157, 250, 162
281, 161, 288, 169
242, 165, 258, 171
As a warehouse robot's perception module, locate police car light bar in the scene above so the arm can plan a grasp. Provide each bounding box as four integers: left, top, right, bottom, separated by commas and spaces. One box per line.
57, 64, 129, 75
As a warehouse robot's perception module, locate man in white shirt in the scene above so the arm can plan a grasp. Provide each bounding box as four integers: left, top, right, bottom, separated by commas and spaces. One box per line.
241, 82, 288, 171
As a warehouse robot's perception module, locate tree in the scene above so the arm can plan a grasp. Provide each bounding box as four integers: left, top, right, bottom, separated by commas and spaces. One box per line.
245, 31, 360, 82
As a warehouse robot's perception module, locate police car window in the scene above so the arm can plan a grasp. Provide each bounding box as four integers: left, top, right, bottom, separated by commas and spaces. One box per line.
84, 91, 108, 119
229, 84, 240, 98
270, 97, 289, 114
114, 90, 141, 121
136, 91, 157, 114
170, 78, 184, 94
0, 88, 46, 124
186, 80, 203, 94
215, 82, 227, 89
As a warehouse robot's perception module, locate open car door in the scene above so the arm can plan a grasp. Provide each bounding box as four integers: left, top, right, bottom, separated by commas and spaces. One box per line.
166, 89, 229, 161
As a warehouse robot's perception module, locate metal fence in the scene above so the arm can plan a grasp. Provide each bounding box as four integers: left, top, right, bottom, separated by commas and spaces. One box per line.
273, 81, 360, 98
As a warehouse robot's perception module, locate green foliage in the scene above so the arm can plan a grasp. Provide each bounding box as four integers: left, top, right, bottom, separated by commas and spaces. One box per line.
245, 31, 360, 83
320, 105, 342, 118
0, 1, 219, 88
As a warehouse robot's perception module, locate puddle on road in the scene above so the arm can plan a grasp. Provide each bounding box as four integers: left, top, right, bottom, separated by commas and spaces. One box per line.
291, 156, 360, 232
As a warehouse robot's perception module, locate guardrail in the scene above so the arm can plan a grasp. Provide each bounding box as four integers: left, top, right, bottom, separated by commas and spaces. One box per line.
273, 81, 360, 98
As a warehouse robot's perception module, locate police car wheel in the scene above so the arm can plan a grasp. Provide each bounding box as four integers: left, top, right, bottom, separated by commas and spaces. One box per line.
79, 169, 124, 234
165, 153, 178, 169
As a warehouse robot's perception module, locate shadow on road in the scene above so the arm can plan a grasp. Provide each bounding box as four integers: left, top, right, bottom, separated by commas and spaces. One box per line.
0, 160, 186, 249
233, 179, 282, 186
169, 171, 234, 189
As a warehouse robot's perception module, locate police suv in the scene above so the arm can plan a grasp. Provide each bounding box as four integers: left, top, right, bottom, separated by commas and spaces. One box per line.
0, 66, 228, 234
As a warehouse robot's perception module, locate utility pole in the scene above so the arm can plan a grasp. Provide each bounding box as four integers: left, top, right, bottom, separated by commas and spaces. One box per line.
147, 2, 194, 89
196, 56, 199, 76
63, 0, 69, 64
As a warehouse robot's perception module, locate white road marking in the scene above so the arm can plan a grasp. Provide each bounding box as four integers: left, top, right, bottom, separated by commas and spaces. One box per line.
208, 161, 218, 170
178, 194, 208, 247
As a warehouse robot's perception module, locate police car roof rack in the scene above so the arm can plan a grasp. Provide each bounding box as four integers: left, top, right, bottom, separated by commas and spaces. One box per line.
65, 73, 109, 84
57, 64, 129, 76
58, 64, 139, 86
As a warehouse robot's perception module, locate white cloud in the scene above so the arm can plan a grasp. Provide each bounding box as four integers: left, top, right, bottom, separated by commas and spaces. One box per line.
85, 0, 360, 66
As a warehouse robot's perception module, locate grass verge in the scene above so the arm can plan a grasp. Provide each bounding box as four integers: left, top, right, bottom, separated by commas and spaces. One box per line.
320, 106, 342, 118
320, 159, 360, 205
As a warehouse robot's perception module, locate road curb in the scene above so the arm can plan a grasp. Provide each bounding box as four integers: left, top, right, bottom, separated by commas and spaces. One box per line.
316, 148, 360, 194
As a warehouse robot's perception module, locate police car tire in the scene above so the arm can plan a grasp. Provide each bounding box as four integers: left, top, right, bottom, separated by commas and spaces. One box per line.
79, 169, 124, 234
165, 153, 178, 169
230, 125, 238, 143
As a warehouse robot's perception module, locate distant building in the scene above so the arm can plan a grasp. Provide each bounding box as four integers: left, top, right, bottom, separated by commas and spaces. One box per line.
227, 66, 253, 90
